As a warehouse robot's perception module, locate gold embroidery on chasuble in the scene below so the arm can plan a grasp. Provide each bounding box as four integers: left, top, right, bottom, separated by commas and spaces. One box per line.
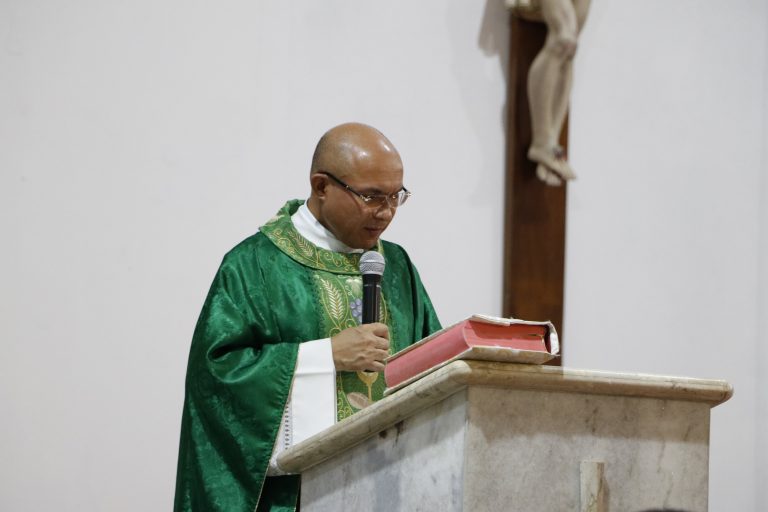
260, 200, 392, 422
313, 273, 390, 421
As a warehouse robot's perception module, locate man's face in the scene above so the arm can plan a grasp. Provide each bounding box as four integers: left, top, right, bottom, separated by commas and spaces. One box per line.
317, 152, 404, 249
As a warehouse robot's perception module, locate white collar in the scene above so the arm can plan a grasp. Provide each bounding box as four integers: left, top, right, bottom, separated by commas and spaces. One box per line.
291, 202, 364, 254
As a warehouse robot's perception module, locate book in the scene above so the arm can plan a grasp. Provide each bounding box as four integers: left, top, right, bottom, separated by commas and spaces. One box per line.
384, 314, 559, 392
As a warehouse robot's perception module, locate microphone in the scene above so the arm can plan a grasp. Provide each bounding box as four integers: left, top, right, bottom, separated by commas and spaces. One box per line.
359, 251, 385, 324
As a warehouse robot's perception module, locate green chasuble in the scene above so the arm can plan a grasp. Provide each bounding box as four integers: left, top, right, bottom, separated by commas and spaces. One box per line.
174, 200, 441, 512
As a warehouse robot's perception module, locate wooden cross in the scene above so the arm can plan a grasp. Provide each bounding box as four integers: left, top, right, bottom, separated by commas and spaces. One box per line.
503, 14, 569, 364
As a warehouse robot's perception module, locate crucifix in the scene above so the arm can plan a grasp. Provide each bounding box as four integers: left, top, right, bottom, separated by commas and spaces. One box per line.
502, 0, 591, 364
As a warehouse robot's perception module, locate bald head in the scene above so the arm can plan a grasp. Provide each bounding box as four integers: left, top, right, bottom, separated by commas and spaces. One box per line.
307, 123, 405, 249
310, 123, 401, 180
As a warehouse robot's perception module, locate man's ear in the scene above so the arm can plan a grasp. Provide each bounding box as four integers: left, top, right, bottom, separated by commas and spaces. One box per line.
310, 174, 328, 199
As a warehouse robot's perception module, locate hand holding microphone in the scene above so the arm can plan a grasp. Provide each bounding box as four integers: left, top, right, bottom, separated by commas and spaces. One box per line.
331, 251, 387, 372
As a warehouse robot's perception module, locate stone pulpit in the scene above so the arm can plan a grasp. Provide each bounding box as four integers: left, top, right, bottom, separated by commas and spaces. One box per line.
276, 361, 732, 511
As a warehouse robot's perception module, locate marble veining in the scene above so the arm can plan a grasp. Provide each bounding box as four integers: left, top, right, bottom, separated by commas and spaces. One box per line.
463, 388, 711, 511
278, 361, 731, 474
300, 391, 469, 511
280, 362, 731, 511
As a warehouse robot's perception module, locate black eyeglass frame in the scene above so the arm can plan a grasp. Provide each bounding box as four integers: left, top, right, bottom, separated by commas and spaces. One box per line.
319, 171, 411, 209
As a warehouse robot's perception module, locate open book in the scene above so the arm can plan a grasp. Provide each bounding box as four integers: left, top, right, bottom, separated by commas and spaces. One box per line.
384, 314, 559, 393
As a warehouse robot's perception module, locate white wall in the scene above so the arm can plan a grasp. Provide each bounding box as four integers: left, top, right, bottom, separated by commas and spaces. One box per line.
0, 1, 507, 510
757, 4, 768, 509
1, 0, 765, 511
566, 1, 767, 510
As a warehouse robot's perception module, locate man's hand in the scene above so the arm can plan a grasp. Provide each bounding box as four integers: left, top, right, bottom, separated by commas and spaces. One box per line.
331, 323, 390, 372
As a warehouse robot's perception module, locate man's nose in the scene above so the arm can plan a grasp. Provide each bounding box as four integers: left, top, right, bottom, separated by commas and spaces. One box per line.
373, 203, 396, 220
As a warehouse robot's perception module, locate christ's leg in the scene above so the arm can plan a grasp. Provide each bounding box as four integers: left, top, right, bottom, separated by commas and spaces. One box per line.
527, 0, 578, 184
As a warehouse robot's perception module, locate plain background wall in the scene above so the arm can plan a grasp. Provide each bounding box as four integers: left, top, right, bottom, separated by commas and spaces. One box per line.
566, 2, 767, 510
0, 1, 765, 511
760, 18, 768, 506
0, 2, 508, 510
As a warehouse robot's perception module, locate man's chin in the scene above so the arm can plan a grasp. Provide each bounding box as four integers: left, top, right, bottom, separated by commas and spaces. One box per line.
346, 236, 379, 251
352, 239, 379, 250
361, 229, 385, 248
341, 228, 386, 250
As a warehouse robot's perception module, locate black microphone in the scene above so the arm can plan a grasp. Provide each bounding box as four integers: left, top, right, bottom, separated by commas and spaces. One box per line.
359, 251, 385, 324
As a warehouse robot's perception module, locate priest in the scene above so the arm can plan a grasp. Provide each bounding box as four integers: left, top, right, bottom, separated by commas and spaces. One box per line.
173, 123, 442, 511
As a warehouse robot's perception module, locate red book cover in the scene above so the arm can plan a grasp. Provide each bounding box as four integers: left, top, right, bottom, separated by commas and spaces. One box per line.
384, 315, 558, 390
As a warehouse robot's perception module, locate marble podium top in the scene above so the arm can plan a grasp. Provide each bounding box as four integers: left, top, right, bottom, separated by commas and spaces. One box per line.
276, 361, 733, 474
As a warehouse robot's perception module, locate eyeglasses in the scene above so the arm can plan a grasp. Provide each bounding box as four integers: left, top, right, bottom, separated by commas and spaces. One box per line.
320, 172, 411, 209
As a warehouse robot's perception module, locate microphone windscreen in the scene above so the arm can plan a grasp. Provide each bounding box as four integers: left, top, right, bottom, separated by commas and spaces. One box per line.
359, 251, 385, 276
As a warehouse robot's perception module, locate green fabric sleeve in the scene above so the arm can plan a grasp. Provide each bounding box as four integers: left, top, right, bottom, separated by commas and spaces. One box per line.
381, 241, 442, 352
409, 260, 443, 340
174, 248, 299, 512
